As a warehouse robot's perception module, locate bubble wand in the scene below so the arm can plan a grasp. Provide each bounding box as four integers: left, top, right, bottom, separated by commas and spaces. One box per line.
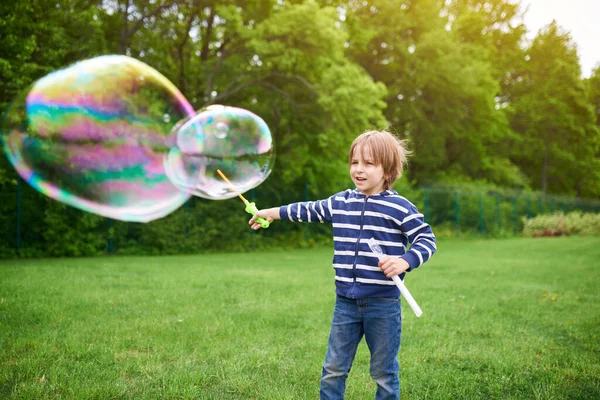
216, 169, 270, 229
366, 237, 423, 317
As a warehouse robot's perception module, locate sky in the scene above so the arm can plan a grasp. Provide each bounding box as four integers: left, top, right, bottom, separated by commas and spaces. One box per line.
521, 0, 600, 77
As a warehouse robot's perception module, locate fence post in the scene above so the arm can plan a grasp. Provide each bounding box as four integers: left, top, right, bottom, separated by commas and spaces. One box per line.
496, 194, 501, 232
455, 191, 459, 238
16, 177, 21, 252
513, 196, 518, 236
424, 187, 429, 223
108, 218, 114, 254
185, 199, 190, 237
478, 193, 483, 236
305, 181, 310, 242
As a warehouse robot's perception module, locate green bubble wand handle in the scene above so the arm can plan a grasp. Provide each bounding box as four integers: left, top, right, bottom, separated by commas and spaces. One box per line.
216, 169, 270, 229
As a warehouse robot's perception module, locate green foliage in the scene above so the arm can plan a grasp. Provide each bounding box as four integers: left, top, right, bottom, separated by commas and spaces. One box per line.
343, 0, 525, 188
3, 175, 599, 258
510, 23, 600, 197
414, 180, 600, 238
134, 198, 255, 255
522, 211, 600, 237
0, 0, 108, 110
588, 66, 600, 128
1, 0, 600, 258
42, 202, 107, 257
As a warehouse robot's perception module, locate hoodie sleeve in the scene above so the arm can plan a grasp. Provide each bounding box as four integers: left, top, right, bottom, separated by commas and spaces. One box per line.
279, 194, 335, 223
399, 203, 437, 271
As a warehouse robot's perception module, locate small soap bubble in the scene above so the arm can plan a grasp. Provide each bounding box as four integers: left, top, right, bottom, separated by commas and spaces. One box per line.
215, 121, 229, 139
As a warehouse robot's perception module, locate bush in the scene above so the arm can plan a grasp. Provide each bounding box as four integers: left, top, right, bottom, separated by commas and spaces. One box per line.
522, 212, 600, 237
3, 172, 600, 258
42, 202, 108, 256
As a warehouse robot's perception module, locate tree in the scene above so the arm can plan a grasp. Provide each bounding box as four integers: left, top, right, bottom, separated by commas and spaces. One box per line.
343, 0, 524, 187
446, 0, 527, 98
510, 22, 600, 197
0, 0, 108, 186
588, 66, 600, 128
114, 0, 387, 194
582, 66, 600, 197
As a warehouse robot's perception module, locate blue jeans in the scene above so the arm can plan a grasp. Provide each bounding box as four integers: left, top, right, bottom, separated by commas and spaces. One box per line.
320, 294, 402, 400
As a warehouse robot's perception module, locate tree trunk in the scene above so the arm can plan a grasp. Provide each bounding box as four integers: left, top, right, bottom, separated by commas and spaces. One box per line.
541, 126, 552, 194
200, 6, 215, 61
118, 0, 131, 54
541, 149, 548, 195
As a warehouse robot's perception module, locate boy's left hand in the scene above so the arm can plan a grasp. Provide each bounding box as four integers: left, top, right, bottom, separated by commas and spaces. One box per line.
379, 256, 410, 278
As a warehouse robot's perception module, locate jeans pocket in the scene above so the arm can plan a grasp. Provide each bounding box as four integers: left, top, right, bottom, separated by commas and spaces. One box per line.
376, 296, 400, 304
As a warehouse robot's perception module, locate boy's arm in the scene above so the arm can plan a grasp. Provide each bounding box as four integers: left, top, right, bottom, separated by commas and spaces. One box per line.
249, 196, 335, 230
400, 204, 437, 272
279, 197, 334, 224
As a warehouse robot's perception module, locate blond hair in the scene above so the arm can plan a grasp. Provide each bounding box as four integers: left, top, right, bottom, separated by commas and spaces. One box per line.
348, 130, 411, 190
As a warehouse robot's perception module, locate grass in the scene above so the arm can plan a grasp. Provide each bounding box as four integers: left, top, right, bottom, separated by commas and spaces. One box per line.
1, 236, 599, 399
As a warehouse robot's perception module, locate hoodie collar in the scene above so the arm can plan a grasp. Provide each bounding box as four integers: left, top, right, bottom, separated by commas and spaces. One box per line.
352, 189, 397, 198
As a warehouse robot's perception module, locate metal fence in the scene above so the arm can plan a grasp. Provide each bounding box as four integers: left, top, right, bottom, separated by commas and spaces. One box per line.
2, 177, 600, 257
420, 188, 600, 237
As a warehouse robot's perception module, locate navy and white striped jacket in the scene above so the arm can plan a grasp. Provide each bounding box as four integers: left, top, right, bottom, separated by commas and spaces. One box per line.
279, 189, 436, 299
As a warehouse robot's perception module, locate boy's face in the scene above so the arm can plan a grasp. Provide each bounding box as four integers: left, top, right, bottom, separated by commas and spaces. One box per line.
350, 145, 385, 196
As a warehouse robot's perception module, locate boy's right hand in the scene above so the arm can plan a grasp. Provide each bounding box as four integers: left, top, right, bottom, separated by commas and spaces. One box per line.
249, 207, 280, 230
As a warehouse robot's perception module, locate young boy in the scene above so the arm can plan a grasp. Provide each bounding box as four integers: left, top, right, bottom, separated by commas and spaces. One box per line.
249, 130, 436, 400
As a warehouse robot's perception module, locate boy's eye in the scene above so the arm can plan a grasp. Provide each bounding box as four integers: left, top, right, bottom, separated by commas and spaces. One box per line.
351, 161, 358, 165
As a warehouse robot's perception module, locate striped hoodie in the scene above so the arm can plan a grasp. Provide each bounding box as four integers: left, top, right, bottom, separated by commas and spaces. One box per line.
279, 189, 437, 299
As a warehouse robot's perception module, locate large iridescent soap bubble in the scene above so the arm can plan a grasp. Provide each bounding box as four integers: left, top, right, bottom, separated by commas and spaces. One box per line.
1, 55, 197, 222
164, 105, 274, 200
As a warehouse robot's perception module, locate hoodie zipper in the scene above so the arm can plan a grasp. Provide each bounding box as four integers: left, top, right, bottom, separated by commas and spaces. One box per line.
351, 196, 369, 294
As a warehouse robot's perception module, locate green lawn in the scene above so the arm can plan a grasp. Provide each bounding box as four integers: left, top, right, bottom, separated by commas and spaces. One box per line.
1, 237, 599, 399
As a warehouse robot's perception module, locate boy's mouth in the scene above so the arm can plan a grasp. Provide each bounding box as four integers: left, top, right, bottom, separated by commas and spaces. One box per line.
355, 177, 367, 182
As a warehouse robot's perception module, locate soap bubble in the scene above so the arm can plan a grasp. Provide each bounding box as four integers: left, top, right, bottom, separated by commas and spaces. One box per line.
0, 55, 197, 222
215, 122, 229, 139
165, 105, 274, 200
